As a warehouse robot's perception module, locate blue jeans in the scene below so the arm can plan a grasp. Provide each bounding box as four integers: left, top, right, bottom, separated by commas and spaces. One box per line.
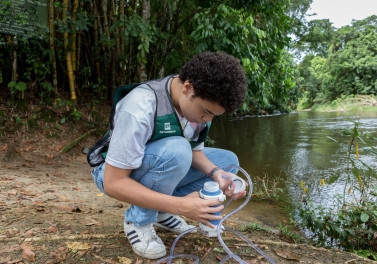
92, 136, 239, 226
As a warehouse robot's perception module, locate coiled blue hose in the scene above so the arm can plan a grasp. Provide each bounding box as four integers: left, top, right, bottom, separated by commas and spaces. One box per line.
153, 165, 276, 264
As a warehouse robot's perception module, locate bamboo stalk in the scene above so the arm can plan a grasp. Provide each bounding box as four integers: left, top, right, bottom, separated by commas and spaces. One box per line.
66, 52, 76, 100
71, 0, 79, 72
102, 0, 110, 41
63, 0, 77, 100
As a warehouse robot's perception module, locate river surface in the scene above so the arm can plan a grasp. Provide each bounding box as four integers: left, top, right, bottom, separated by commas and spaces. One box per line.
209, 111, 377, 228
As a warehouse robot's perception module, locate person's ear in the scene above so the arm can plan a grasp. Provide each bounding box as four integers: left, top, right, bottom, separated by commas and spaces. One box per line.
182, 81, 193, 95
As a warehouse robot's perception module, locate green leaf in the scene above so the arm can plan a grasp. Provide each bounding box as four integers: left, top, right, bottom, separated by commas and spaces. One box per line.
15, 82, 27, 92
8, 81, 16, 88
347, 228, 355, 236
360, 212, 369, 223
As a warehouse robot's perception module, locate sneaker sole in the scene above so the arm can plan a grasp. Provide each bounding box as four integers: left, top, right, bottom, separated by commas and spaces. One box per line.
124, 223, 166, 259
132, 246, 166, 259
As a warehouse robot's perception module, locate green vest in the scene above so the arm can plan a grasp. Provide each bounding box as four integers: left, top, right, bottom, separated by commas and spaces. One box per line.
87, 75, 210, 167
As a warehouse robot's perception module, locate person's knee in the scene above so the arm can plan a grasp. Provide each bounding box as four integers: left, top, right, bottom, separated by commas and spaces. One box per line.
163, 137, 192, 165
91, 163, 106, 193
204, 147, 239, 170
225, 149, 239, 166
142, 136, 192, 177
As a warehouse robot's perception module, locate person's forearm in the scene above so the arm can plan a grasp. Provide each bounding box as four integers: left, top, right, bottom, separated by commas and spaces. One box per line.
103, 162, 225, 225
191, 150, 218, 176
103, 164, 183, 215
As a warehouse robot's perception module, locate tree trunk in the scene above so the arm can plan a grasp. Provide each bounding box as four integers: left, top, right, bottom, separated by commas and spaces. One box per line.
92, 0, 101, 88
10, 37, 19, 99
11, 38, 17, 83
117, 0, 125, 85
48, 0, 59, 97
72, 0, 79, 73
110, 0, 116, 88
102, 0, 113, 92
63, 0, 76, 100
137, 0, 150, 82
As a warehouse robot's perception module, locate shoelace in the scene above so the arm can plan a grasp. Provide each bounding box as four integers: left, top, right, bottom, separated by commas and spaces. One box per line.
139, 224, 161, 243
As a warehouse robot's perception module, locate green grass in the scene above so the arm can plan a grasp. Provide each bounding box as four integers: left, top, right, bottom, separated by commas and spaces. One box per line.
312, 94, 377, 112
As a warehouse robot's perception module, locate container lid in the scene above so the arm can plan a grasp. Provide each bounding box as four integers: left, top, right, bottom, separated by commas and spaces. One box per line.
233, 178, 246, 194
203, 181, 220, 192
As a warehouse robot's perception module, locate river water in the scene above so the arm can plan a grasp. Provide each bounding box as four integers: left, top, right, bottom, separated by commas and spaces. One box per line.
209, 110, 377, 228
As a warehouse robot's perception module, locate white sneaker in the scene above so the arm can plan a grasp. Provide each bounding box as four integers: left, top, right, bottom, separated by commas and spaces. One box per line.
154, 213, 196, 234
124, 221, 166, 259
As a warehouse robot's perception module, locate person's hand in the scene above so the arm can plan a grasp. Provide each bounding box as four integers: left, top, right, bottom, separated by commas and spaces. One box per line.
177, 192, 224, 228
212, 170, 247, 200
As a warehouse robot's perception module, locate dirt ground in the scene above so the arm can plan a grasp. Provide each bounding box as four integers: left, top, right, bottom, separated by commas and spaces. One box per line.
0, 113, 375, 264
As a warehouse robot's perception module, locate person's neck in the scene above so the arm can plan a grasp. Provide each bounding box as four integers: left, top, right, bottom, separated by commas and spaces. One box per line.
170, 77, 183, 117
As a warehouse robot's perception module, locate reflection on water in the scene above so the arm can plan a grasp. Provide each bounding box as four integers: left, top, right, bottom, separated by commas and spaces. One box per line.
210, 111, 377, 227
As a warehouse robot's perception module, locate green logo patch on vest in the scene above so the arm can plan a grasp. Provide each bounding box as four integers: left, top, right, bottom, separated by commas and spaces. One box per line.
152, 114, 182, 140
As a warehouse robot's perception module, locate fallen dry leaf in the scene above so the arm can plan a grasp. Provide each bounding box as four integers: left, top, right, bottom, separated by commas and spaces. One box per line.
273, 249, 300, 261
7, 190, 18, 196
86, 218, 100, 226
6, 227, 20, 238
49, 246, 69, 263
24, 228, 37, 237
245, 260, 258, 264
20, 190, 38, 197
20, 243, 34, 251
55, 204, 82, 213
66, 241, 92, 251
46, 224, 59, 233
117, 256, 133, 264
21, 249, 36, 262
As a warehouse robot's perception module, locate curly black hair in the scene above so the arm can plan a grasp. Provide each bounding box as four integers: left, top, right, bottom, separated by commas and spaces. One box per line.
179, 51, 247, 113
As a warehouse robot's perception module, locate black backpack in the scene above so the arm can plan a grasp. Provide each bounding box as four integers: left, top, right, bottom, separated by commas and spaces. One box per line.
86, 83, 142, 167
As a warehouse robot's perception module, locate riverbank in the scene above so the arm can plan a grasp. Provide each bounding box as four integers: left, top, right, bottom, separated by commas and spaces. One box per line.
1, 103, 375, 263
306, 94, 377, 112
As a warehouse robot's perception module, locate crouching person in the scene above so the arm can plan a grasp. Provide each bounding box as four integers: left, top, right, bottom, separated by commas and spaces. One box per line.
89, 51, 247, 259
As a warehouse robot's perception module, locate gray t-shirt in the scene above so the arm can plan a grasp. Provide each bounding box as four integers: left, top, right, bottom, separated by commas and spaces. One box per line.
106, 84, 205, 170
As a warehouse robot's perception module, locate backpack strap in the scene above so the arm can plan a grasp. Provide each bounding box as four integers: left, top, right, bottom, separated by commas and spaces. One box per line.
109, 83, 140, 130
87, 83, 141, 167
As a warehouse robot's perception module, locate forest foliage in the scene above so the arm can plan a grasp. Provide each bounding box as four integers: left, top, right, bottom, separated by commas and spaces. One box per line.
0, 0, 294, 115
295, 15, 377, 109
1, 1, 377, 260
0, 0, 376, 114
